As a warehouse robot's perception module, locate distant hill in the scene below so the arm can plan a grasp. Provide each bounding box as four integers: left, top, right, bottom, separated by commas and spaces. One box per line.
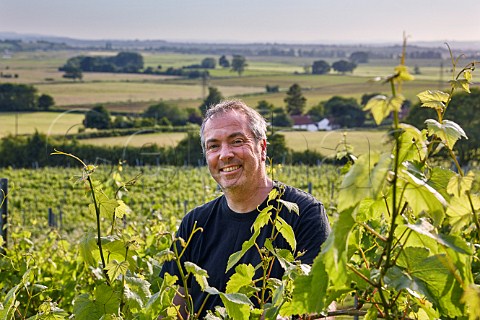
1, 31, 479, 56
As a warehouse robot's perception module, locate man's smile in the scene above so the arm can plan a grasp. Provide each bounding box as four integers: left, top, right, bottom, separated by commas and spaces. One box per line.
221, 165, 241, 172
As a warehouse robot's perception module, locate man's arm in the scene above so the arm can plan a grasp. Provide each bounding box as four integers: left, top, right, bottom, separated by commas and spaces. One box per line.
158, 286, 187, 319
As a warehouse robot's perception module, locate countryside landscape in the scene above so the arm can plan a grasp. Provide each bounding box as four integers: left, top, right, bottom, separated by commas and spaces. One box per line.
1, 29, 480, 319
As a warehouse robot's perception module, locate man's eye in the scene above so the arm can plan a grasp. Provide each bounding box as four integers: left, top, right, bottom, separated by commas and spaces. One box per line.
207, 144, 219, 150
232, 139, 244, 145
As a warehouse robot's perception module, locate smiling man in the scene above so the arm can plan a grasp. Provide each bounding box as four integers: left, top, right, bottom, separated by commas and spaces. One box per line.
159, 100, 330, 318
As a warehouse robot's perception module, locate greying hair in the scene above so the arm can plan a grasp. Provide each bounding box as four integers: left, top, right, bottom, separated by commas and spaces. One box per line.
200, 100, 267, 154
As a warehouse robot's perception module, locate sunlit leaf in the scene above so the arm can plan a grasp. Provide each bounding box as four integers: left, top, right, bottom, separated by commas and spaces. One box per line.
219, 292, 252, 320
114, 200, 131, 218
417, 90, 449, 110
105, 259, 129, 280
226, 264, 255, 294
425, 119, 468, 149
275, 216, 296, 251
79, 232, 98, 267
226, 230, 259, 272
447, 171, 475, 197
123, 276, 151, 310
395, 65, 414, 82
446, 194, 480, 233
364, 95, 404, 125
278, 199, 299, 215
462, 284, 480, 319
338, 152, 391, 212
252, 205, 273, 232
401, 169, 447, 226
184, 261, 209, 290
397, 124, 428, 163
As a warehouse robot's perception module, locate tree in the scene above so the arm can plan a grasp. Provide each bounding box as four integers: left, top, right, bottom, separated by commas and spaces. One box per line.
231, 55, 247, 76
306, 102, 325, 122
201, 57, 216, 69
37, 94, 55, 110
312, 60, 331, 75
143, 102, 188, 126
0, 83, 37, 111
256, 100, 275, 118
219, 55, 230, 68
332, 60, 357, 74
323, 96, 365, 128
349, 51, 369, 63
284, 83, 306, 115
199, 87, 224, 115
62, 65, 83, 80
83, 105, 111, 129
271, 107, 293, 127
113, 52, 144, 72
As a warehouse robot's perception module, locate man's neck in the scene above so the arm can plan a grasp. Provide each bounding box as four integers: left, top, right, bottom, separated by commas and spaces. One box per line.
224, 178, 273, 213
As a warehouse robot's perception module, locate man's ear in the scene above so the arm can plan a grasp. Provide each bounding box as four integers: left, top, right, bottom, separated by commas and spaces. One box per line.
261, 139, 267, 161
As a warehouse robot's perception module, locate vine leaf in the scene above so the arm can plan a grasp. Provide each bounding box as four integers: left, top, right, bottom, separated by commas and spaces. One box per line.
105, 259, 129, 280
253, 205, 273, 232
123, 276, 151, 310
274, 216, 296, 251
184, 262, 209, 291
401, 170, 447, 226
73, 284, 120, 320
417, 90, 450, 110
447, 171, 475, 197
446, 194, 480, 233
425, 119, 468, 149
364, 95, 404, 125
226, 230, 260, 273
219, 292, 252, 320
461, 285, 480, 319
226, 264, 255, 294
278, 199, 299, 215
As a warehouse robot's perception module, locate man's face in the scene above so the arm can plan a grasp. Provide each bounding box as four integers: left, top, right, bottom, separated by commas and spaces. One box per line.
203, 110, 266, 193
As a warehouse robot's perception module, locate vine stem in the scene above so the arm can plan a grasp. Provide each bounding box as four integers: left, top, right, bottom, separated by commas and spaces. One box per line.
87, 175, 111, 285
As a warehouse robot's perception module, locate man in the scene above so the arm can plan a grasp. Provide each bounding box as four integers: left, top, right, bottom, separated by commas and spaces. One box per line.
160, 100, 330, 318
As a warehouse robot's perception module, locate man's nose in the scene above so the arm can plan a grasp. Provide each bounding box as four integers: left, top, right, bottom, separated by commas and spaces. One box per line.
219, 144, 234, 160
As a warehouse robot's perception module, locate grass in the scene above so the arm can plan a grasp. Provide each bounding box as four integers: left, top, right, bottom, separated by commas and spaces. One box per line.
280, 130, 392, 157
0, 111, 86, 137
79, 132, 187, 148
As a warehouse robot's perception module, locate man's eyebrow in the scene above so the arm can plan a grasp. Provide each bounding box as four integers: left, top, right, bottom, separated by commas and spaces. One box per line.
206, 132, 246, 144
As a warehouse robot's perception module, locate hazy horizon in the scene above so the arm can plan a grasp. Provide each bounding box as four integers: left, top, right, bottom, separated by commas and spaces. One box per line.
1, 0, 479, 44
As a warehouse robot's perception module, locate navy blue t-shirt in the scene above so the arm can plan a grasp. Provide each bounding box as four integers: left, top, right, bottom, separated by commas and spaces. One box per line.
159, 182, 330, 317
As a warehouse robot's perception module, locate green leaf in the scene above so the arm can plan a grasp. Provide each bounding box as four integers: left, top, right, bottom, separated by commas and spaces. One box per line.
275, 216, 296, 251
123, 276, 151, 310
184, 261, 209, 290
79, 232, 98, 266
219, 292, 252, 320
462, 284, 480, 319
338, 152, 391, 212
226, 264, 255, 294
397, 247, 466, 318
446, 194, 480, 233
252, 205, 273, 232
417, 90, 449, 110
114, 199, 131, 218
226, 230, 259, 273
401, 169, 447, 226
268, 188, 279, 202
447, 171, 475, 197
407, 220, 472, 255
365, 94, 405, 125
102, 239, 136, 271
74, 285, 120, 320
105, 259, 129, 280
425, 119, 468, 149
397, 124, 428, 163
278, 199, 299, 215
0, 284, 21, 320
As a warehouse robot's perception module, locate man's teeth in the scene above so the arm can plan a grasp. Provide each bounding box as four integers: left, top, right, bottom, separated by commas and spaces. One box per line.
223, 166, 240, 172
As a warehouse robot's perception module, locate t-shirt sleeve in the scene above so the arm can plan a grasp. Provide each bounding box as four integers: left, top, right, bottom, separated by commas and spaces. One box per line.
294, 201, 331, 265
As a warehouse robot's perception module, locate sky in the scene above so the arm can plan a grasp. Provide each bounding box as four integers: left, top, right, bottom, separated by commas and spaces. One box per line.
1, 0, 479, 44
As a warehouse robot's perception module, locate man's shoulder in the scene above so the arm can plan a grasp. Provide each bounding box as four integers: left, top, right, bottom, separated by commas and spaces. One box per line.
279, 182, 322, 206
